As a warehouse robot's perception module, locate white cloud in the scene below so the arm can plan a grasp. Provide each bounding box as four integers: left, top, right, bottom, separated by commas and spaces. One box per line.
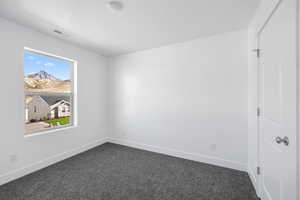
27, 56, 35, 60
36, 61, 42, 65
44, 62, 55, 67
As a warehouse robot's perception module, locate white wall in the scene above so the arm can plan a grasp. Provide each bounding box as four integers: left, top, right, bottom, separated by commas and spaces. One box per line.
108, 30, 248, 171
0, 18, 108, 184
298, 2, 300, 198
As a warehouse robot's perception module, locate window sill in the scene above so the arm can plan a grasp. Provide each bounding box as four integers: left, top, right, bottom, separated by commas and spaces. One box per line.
24, 125, 78, 138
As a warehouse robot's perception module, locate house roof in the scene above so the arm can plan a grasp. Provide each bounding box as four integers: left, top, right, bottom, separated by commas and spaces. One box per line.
25, 95, 49, 109
50, 100, 70, 110
40, 96, 70, 106
25, 96, 70, 109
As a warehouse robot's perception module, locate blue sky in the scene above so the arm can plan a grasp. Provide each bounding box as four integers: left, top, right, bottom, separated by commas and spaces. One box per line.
24, 52, 71, 80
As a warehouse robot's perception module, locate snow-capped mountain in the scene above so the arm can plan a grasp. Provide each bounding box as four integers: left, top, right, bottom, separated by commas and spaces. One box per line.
26, 71, 61, 81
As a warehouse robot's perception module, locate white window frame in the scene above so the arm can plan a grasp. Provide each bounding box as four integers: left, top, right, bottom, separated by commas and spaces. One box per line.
24, 47, 77, 136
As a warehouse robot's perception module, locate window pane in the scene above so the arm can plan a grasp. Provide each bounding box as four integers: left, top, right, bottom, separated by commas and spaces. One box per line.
25, 95, 72, 134
24, 52, 72, 94
24, 50, 74, 134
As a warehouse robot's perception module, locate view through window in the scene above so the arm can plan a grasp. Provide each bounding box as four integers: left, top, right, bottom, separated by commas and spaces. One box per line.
24, 49, 74, 134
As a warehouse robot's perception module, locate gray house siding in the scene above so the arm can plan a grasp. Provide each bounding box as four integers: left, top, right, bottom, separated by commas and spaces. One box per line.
25, 96, 50, 122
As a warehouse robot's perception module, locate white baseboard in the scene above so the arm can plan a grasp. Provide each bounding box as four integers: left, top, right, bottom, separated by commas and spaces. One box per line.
247, 166, 259, 194
109, 138, 247, 172
0, 137, 109, 186
0, 137, 247, 186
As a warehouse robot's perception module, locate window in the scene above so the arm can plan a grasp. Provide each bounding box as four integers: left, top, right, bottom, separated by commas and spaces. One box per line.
24, 48, 76, 134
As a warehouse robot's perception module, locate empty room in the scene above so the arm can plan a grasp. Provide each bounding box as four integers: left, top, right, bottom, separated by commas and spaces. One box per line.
0, 0, 299, 199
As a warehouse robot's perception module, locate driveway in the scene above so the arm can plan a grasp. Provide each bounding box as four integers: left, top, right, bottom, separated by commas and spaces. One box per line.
25, 122, 50, 134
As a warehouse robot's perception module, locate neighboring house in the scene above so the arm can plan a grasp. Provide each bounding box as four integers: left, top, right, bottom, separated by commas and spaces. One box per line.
25, 95, 71, 123
50, 100, 71, 119
25, 96, 50, 122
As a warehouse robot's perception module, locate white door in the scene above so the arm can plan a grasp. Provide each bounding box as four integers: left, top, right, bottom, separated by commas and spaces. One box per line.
258, 0, 297, 199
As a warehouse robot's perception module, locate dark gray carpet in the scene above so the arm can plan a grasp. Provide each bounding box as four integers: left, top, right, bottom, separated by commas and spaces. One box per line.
0, 143, 258, 200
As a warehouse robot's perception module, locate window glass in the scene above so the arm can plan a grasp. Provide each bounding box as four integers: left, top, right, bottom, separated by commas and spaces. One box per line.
24, 50, 74, 134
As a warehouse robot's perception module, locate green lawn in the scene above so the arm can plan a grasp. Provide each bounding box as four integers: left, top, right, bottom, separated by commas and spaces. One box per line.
44, 117, 70, 126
